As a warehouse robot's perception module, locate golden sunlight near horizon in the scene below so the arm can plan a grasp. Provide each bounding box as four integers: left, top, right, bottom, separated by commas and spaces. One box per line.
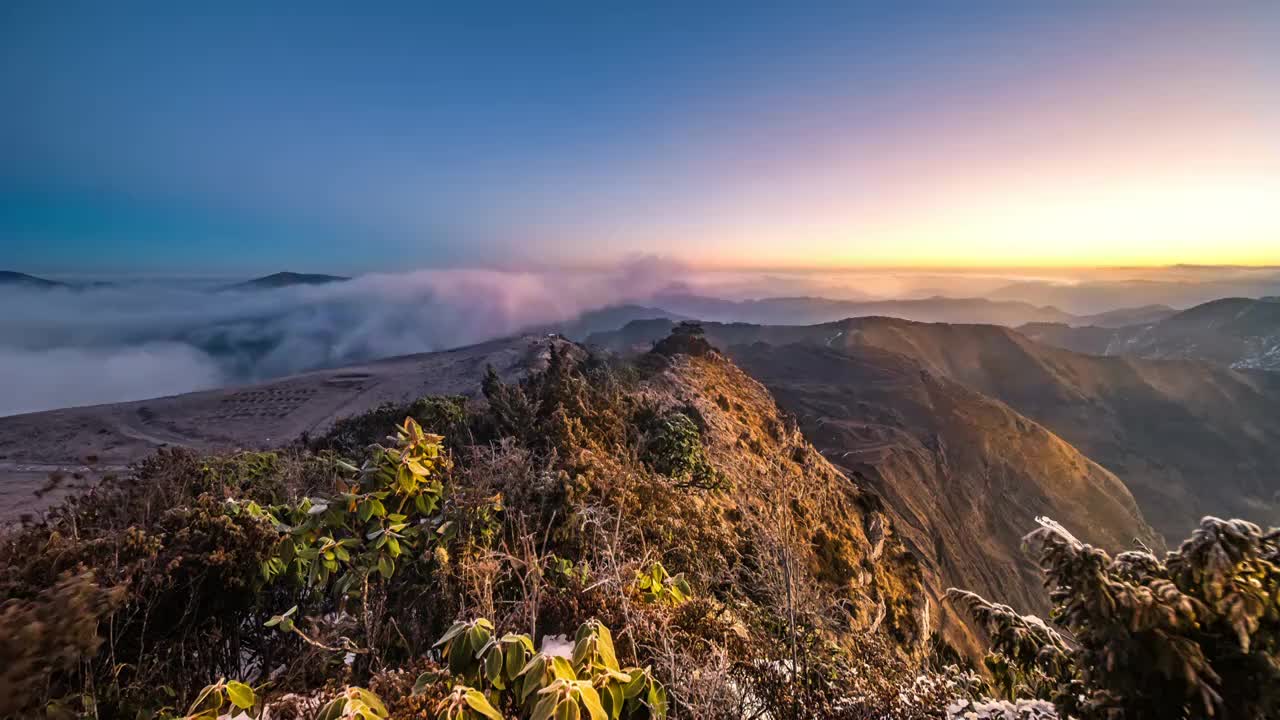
688, 172, 1280, 270
862, 175, 1279, 268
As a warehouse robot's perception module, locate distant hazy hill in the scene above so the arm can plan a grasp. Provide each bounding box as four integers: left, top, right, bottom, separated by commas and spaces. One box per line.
1076, 304, 1177, 327
648, 292, 1082, 327
223, 271, 350, 290
546, 304, 691, 341
592, 316, 1280, 542
991, 273, 1280, 314
1021, 297, 1280, 371
0, 270, 68, 289
729, 341, 1158, 644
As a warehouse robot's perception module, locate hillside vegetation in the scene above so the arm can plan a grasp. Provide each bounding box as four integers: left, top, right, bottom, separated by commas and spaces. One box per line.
2, 326, 1277, 719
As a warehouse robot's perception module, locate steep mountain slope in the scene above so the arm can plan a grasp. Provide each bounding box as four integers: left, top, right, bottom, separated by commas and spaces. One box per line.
1018, 322, 1115, 355
590, 318, 1280, 542
1022, 297, 1280, 371
727, 342, 1158, 646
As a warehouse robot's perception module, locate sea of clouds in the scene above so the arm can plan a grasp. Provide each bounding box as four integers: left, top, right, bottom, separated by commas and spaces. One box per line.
0, 261, 698, 416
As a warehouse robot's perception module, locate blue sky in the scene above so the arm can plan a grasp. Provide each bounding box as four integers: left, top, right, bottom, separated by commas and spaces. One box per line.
2, 2, 1277, 274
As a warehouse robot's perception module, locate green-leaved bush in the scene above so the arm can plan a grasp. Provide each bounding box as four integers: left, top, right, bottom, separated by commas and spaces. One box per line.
421, 617, 668, 720
639, 411, 722, 490
257, 416, 450, 591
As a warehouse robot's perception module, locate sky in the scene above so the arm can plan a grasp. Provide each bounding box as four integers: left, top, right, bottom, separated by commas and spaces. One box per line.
1, 1, 1278, 275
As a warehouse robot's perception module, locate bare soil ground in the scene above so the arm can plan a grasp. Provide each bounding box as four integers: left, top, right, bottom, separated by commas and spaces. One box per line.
0, 335, 548, 521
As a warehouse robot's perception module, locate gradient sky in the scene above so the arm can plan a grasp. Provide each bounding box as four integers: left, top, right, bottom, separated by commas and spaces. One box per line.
2, 1, 1278, 274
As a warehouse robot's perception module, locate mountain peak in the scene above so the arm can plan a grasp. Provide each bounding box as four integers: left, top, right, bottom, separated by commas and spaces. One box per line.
225, 271, 350, 290
0, 270, 67, 289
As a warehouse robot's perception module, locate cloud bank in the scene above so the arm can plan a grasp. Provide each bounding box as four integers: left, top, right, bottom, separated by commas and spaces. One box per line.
0, 262, 688, 416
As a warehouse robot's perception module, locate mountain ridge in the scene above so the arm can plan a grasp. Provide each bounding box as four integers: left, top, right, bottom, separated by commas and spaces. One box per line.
1021, 296, 1280, 371
590, 316, 1280, 542
726, 340, 1160, 655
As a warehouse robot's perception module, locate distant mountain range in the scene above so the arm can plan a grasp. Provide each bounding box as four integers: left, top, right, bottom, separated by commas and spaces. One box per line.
643, 292, 1155, 328
554, 294, 1179, 335
546, 304, 693, 340
0, 270, 115, 290
989, 272, 1280, 314
1021, 297, 1280, 371
1, 270, 348, 292
0, 270, 67, 289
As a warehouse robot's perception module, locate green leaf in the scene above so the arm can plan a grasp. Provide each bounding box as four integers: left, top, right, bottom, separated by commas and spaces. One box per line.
435, 621, 469, 648
450, 633, 474, 677
572, 636, 591, 668
603, 683, 623, 720
505, 640, 529, 680
646, 682, 668, 719
352, 688, 388, 718
377, 554, 394, 579
485, 644, 506, 689
315, 697, 348, 720
621, 669, 646, 700
530, 693, 558, 720
577, 684, 608, 720
556, 697, 580, 720
551, 655, 578, 681
464, 688, 505, 720
226, 681, 255, 710
520, 656, 549, 701
186, 682, 222, 715
595, 624, 618, 671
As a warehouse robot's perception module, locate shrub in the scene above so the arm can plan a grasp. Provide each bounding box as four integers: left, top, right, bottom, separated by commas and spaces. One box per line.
639, 410, 722, 490
950, 516, 1280, 720
650, 322, 716, 358
0, 572, 123, 717
316, 395, 470, 457
421, 617, 668, 720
